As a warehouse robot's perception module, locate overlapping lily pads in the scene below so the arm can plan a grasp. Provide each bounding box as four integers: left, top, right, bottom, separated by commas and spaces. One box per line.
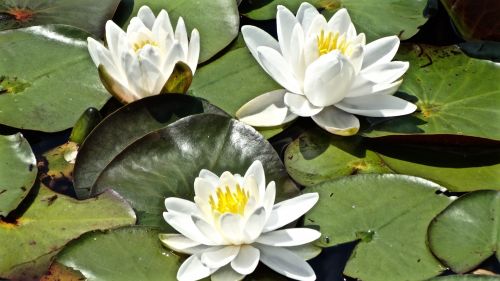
285, 127, 500, 192
242, 0, 427, 41
0, 25, 110, 132
0, 133, 37, 217
304, 175, 452, 281
0, 186, 135, 281
0, 0, 120, 36
428, 190, 500, 273
74, 94, 226, 199
364, 44, 500, 141
121, 0, 239, 62
92, 113, 298, 230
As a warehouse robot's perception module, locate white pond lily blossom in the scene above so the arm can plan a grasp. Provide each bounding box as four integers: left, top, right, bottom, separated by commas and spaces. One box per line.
87, 6, 200, 103
236, 3, 417, 136
160, 160, 320, 281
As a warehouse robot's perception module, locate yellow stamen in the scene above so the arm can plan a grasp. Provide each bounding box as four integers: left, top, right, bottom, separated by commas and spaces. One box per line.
317, 30, 351, 56
208, 185, 250, 215
133, 40, 158, 53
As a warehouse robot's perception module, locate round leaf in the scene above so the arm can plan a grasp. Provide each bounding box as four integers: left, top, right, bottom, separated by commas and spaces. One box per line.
57, 227, 180, 281
429, 276, 500, 281
0, 186, 136, 281
428, 190, 500, 273
0, 0, 120, 37
0, 25, 110, 132
74, 94, 227, 199
0, 133, 37, 217
189, 47, 285, 138
243, 0, 427, 41
123, 0, 239, 62
304, 174, 452, 281
363, 44, 500, 141
93, 113, 298, 230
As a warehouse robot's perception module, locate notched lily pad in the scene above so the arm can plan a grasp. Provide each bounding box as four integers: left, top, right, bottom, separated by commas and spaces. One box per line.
0, 133, 37, 217
428, 190, 500, 273
304, 174, 452, 281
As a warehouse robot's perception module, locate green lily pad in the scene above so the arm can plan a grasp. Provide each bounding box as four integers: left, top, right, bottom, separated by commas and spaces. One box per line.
428, 190, 500, 273
57, 227, 180, 281
363, 44, 500, 141
0, 25, 110, 132
441, 0, 500, 41
285, 127, 500, 192
93, 113, 298, 230
0, 0, 120, 37
0, 185, 136, 281
73, 94, 227, 199
121, 0, 239, 62
242, 0, 427, 41
429, 276, 500, 281
0, 133, 37, 217
304, 174, 452, 281
189, 47, 285, 138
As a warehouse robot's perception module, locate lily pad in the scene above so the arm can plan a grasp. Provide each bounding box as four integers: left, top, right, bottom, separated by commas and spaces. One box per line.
0, 0, 120, 37
189, 47, 285, 138
304, 174, 452, 281
441, 0, 500, 41
57, 227, 180, 281
429, 276, 500, 281
0, 185, 136, 281
285, 127, 500, 192
0, 133, 37, 217
121, 0, 239, 62
74, 94, 227, 199
363, 44, 500, 141
428, 190, 500, 273
0, 25, 110, 132
242, 0, 427, 41
93, 113, 298, 230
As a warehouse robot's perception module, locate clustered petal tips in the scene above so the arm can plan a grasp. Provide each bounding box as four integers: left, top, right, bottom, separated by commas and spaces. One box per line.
160, 160, 321, 281
87, 6, 200, 103
236, 3, 417, 136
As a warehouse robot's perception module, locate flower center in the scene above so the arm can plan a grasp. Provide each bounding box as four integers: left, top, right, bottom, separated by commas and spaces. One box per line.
133, 39, 158, 53
317, 30, 350, 56
209, 185, 249, 215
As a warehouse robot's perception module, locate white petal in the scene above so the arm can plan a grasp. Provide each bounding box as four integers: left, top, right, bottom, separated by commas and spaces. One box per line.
303, 52, 355, 107
243, 207, 266, 243
87, 38, 120, 78
163, 212, 214, 245
263, 182, 276, 220
201, 246, 240, 269
121, 51, 148, 97
284, 92, 323, 117
303, 36, 320, 67
243, 160, 265, 197
236, 89, 299, 127
194, 177, 217, 200
127, 17, 149, 34
276, 5, 299, 62
257, 228, 321, 247
192, 215, 225, 245
264, 193, 319, 232
256, 244, 316, 281
177, 254, 212, 281
137, 45, 163, 94
285, 244, 322, 260
165, 197, 198, 214
175, 17, 189, 56
289, 23, 306, 81
347, 78, 403, 97
163, 41, 185, 78
220, 171, 237, 188
335, 94, 417, 117
199, 170, 221, 187
105, 21, 127, 63
305, 14, 327, 40
360, 61, 409, 84
137, 6, 156, 29
257, 46, 302, 94
211, 265, 245, 281
152, 10, 174, 39
231, 245, 260, 275
349, 45, 364, 74
241, 25, 280, 63
159, 233, 206, 254
327, 8, 352, 35
362, 36, 400, 70
297, 2, 320, 34
220, 213, 244, 244
187, 29, 200, 73
311, 106, 360, 136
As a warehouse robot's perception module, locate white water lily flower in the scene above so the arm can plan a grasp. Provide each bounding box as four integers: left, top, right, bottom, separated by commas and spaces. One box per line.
87, 6, 200, 103
236, 3, 417, 136
160, 160, 320, 281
